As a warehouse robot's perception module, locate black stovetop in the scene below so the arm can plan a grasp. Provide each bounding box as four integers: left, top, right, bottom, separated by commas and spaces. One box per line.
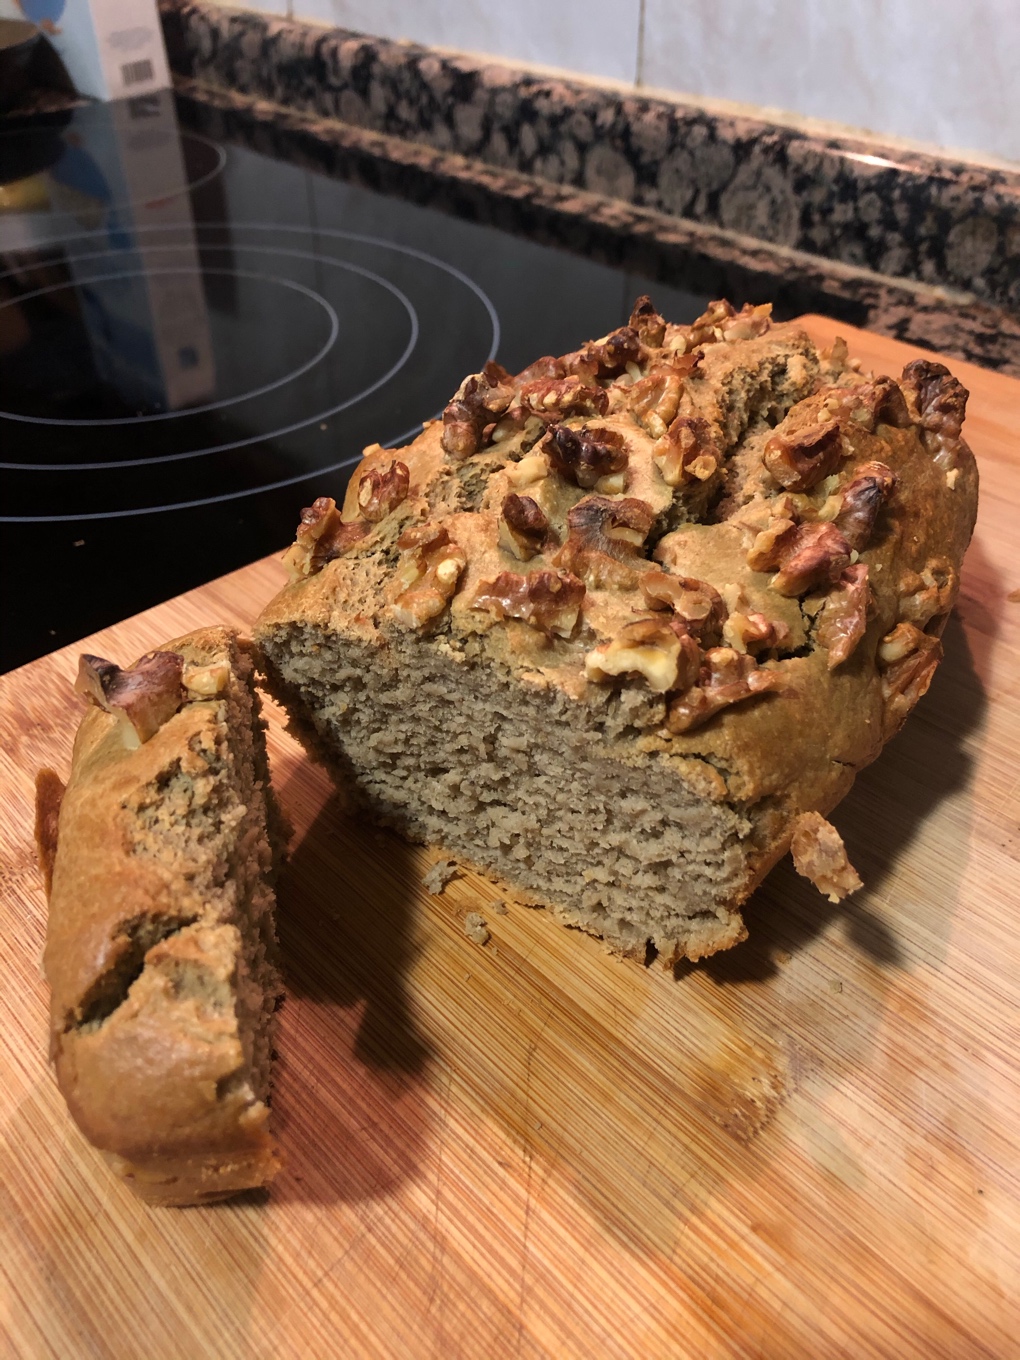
0, 91, 709, 672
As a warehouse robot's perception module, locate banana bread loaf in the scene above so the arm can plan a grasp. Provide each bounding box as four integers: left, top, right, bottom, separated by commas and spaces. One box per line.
38, 626, 285, 1205
255, 298, 978, 964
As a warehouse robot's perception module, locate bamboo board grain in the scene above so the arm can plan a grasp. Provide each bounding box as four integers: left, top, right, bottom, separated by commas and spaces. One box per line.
1, 316, 1019, 1360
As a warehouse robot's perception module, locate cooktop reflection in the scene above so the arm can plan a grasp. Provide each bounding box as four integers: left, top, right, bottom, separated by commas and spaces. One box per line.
0, 91, 709, 671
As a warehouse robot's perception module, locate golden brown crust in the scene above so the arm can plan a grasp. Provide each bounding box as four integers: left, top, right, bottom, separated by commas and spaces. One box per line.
42, 626, 282, 1206
256, 300, 978, 959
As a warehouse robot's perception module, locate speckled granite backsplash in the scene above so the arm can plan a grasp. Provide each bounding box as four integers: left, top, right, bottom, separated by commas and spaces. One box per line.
157, 0, 1020, 374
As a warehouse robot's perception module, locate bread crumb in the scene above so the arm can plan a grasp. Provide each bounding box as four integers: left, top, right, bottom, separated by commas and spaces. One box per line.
790, 812, 863, 902
774, 948, 791, 965
491, 899, 508, 915
1008, 588, 1020, 604
827, 978, 843, 994
423, 859, 459, 894
464, 912, 490, 945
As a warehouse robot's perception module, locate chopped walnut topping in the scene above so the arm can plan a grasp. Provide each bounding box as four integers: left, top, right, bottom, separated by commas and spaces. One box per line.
723, 610, 791, 654
628, 295, 666, 348
815, 377, 912, 433
441, 361, 515, 460
499, 493, 550, 560
751, 521, 852, 597
720, 302, 772, 341
283, 496, 368, 580
877, 621, 943, 728
763, 419, 844, 492
652, 415, 720, 486
900, 359, 969, 470
833, 461, 897, 550
745, 504, 800, 571
898, 557, 957, 628
816, 563, 872, 669
789, 812, 863, 902
684, 299, 771, 347
518, 374, 609, 423
391, 524, 467, 629
514, 354, 565, 385
583, 326, 644, 378
544, 424, 628, 489
356, 460, 410, 522
492, 409, 546, 448
819, 335, 849, 375
182, 661, 230, 698
585, 617, 699, 694
854, 375, 913, 430
472, 569, 585, 639
879, 620, 943, 689
555, 496, 656, 587
506, 451, 550, 488
720, 584, 792, 654
666, 647, 783, 733
641, 570, 726, 644
628, 366, 683, 438
75, 651, 184, 745
688, 299, 736, 346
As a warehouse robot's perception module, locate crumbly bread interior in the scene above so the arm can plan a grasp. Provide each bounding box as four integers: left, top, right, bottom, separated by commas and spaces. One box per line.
118, 635, 282, 1107
266, 626, 750, 961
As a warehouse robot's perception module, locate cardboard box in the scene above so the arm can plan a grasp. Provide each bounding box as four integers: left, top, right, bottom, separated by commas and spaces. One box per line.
14, 0, 171, 101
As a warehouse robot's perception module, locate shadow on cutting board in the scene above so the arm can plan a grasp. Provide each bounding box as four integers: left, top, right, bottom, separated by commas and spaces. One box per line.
268, 790, 432, 1207
691, 533, 997, 987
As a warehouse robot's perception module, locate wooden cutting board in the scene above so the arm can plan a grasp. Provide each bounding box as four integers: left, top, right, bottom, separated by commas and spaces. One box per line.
2, 317, 1018, 1359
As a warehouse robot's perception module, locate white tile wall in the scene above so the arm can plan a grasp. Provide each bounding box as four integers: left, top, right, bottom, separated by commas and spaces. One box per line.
101, 0, 1020, 165
292, 0, 643, 85
639, 0, 1020, 164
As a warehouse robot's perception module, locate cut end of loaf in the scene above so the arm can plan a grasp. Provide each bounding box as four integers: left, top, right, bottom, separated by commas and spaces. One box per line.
259, 623, 759, 964
44, 627, 286, 1206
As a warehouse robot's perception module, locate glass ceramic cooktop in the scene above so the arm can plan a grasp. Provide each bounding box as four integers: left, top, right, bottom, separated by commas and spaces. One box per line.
0, 91, 709, 671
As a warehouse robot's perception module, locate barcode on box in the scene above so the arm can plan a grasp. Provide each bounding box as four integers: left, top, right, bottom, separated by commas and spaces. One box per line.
121, 59, 154, 86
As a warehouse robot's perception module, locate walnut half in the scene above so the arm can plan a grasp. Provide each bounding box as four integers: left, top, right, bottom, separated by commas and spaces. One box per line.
752, 521, 853, 598
584, 617, 699, 694
441, 361, 515, 460
652, 416, 719, 487
763, 419, 844, 492
390, 525, 467, 629
815, 563, 872, 669
641, 570, 726, 644
472, 569, 585, 639
499, 493, 550, 561
833, 461, 897, 551
282, 496, 368, 580
75, 651, 184, 745
628, 365, 684, 438
555, 496, 655, 588
544, 424, 628, 490
666, 647, 783, 733
356, 460, 410, 522
900, 359, 969, 470
877, 621, 943, 732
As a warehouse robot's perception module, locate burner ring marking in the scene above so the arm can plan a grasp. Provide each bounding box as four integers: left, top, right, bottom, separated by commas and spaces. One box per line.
0, 265, 340, 429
